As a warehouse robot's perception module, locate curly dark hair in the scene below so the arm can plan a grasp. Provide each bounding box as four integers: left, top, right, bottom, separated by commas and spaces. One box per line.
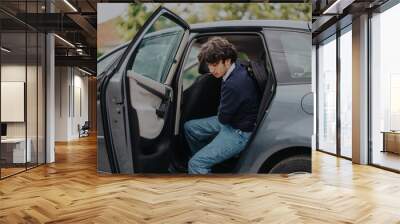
197, 37, 237, 64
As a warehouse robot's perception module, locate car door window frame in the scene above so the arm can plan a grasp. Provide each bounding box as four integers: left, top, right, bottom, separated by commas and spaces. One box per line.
173, 31, 276, 135
97, 43, 128, 77
121, 11, 190, 85
100, 7, 190, 173
127, 26, 186, 83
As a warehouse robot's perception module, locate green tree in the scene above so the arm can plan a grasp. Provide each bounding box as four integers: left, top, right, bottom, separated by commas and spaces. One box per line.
116, 4, 155, 41
117, 3, 311, 41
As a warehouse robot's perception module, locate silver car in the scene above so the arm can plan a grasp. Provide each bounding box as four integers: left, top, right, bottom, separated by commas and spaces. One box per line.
97, 6, 313, 174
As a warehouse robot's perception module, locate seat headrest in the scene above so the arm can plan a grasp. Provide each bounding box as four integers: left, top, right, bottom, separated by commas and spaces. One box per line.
198, 60, 210, 75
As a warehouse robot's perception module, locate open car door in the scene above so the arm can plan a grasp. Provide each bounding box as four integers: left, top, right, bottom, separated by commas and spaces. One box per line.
99, 7, 190, 173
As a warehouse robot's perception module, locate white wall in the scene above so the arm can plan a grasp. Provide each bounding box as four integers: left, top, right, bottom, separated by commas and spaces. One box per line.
71, 72, 89, 138
55, 66, 70, 141
1, 62, 46, 164
1, 82, 25, 122
1, 65, 26, 137
55, 66, 89, 141
1, 65, 32, 138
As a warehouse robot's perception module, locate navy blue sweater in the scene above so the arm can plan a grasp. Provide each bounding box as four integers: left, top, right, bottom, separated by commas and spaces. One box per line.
218, 62, 261, 132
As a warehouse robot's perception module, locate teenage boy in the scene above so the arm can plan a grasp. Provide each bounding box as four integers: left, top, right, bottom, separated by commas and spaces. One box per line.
184, 37, 261, 174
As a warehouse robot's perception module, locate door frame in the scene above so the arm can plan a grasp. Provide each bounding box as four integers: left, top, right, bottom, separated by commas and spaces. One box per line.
100, 6, 190, 173
170, 30, 278, 169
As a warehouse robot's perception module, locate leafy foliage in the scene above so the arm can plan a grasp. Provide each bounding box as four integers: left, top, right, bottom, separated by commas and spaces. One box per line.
117, 3, 311, 41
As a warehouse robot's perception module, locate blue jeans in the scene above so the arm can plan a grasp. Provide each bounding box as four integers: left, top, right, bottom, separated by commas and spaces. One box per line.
184, 116, 251, 174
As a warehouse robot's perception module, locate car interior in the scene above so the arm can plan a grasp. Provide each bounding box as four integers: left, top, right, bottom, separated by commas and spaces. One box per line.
170, 34, 272, 173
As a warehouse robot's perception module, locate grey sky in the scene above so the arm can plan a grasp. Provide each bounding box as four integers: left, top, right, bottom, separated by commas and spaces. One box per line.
97, 3, 129, 24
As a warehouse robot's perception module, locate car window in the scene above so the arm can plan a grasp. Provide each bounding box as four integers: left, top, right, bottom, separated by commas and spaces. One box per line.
128, 15, 185, 83
264, 30, 311, 84
181, 46, 250, 91
182, 46, 200, 91
97, 46, 127, 75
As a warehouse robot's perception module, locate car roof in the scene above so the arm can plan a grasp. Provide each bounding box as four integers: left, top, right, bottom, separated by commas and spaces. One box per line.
190, 20, 310, 32
140, 20, 310, 40
99, 20, 310, 59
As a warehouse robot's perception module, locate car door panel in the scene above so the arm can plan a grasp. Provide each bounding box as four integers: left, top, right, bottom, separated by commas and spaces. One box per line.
127, 71, 173, 139
100, 6, 190, 173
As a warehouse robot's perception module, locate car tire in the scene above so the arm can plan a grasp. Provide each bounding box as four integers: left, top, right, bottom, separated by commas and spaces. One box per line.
267, 154, 311, 174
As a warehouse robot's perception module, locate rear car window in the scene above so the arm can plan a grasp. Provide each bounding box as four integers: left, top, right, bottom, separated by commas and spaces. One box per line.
264, 30, 311, 84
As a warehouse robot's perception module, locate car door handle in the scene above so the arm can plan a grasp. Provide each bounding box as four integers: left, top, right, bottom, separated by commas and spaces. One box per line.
156, 99, 170, 118
134, 79, 172, 118
156, 88, 172, 118
135, 80, 170, 101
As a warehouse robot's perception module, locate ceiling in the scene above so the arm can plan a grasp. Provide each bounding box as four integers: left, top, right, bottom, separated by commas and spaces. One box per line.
312, 0, 390, 44
0, 0, 101, 74
1, 0, 315, 74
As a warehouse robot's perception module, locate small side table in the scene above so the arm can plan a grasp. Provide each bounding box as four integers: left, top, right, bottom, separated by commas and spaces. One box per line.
1, 138, 32, 163
381, 131, 400, 154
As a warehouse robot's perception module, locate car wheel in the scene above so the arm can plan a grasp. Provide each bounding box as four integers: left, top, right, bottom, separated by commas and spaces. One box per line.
267, 154, 311, 174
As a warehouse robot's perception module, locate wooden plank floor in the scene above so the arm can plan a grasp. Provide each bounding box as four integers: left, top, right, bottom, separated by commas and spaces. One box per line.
1, 135, 400, 223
